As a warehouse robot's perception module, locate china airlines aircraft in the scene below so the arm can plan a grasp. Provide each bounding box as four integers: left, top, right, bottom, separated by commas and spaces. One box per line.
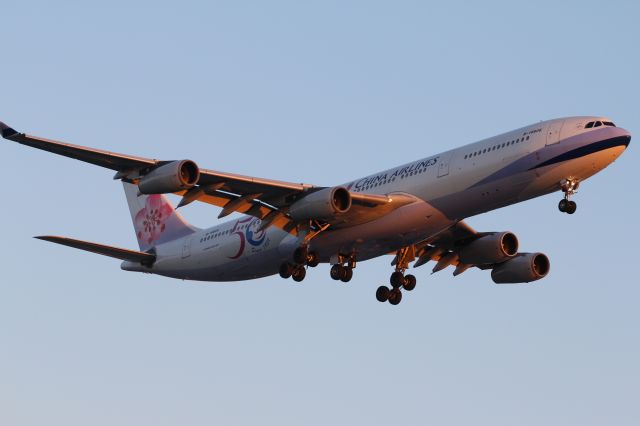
0, 116, 631, 305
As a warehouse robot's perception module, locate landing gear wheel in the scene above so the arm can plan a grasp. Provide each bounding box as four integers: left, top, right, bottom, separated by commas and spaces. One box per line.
388, 289, 403, 305
291, 266, 306, 282
558, 199, 569, 212
403, 274, 417, 291
307, 252, 320, 267
376, 286, 390, 302
330, 264, 343, 280
279, 263, 292, 279
566, 200, 577, 214
293, 247, 308, 264
340, 267, 353, 283
390, 271, 405, 288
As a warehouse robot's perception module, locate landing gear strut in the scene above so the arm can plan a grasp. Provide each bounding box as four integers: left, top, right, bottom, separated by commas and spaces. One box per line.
279, 246, 320, 283
558, 178, 579, 215
279, 221, 330, 283
293, 246, 320, 267
376, 246, 417, 305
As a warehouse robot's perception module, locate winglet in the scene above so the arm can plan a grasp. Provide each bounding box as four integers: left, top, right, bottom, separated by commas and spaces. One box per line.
0, 121, 19, 139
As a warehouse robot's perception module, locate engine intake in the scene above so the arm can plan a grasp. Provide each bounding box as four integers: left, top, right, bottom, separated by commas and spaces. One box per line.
289, 187, 352, 221
491, 252, 550, 284
138, 160, 200, 194
458, 232, 519, 265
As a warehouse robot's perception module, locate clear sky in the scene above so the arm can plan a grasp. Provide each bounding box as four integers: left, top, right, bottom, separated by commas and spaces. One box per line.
1, 1, 638, 425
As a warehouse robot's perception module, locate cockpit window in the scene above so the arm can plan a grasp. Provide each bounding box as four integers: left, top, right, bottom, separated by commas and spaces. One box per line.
585, 120, 616, 129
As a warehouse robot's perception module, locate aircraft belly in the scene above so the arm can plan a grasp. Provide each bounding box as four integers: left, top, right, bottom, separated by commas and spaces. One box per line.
311, 201, 454, 261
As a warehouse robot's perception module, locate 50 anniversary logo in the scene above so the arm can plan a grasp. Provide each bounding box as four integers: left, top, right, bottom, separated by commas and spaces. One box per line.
228, 217, 268, 259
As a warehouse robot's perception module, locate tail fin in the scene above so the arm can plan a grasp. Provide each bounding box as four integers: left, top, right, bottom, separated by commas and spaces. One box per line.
123, 182, 198, 251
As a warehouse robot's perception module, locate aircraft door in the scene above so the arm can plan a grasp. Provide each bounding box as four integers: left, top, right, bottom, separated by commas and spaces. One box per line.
546, 120, 564, 145
437, 152, 453, 178
182, 237, 192, 259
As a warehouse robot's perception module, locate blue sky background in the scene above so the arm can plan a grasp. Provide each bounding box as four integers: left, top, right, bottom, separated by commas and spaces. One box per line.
1, 1, 638, 425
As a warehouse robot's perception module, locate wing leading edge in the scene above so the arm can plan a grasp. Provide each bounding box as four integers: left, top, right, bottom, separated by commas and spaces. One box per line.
2, 121, 419, 233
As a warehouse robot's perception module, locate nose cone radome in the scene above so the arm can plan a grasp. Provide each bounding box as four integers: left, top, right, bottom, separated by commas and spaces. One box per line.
621, 128, 632, 148
616, 127, 631, 149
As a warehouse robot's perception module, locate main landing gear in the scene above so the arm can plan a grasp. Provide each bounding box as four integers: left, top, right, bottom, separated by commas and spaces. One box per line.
330, 253, 356, 283
279, 245, 319, 283
558, 178, 579, 215
376, 246, 417, 306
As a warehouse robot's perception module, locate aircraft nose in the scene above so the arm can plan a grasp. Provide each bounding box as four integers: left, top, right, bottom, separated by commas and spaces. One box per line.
619, 128, 632, 148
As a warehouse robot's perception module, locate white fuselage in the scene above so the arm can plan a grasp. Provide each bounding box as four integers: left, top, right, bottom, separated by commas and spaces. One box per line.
126, 116, 630, 281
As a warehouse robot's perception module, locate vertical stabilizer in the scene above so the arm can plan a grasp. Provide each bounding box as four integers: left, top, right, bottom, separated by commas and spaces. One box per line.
122, 182, 198, 251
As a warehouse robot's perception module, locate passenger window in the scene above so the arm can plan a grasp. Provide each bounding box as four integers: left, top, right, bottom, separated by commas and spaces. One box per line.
585, 122, 594, 128
594, 121, 602, 127
526, 136, 530, 140
502, 143, 506, 148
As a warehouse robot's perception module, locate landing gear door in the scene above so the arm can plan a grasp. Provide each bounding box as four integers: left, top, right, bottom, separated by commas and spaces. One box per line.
546, 120, 564, 145
437, 151, 453, 178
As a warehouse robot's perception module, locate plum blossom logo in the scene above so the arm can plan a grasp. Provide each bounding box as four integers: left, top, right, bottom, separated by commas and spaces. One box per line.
134, 195, 174, 247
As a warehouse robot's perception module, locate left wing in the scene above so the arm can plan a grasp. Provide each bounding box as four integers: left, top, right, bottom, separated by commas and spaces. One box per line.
2, 121, 417, 232
35, 236, 156, 265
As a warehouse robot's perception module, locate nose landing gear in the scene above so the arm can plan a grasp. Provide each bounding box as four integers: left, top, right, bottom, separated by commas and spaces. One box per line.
376, 246, 417, 305
558, 178, 579, 215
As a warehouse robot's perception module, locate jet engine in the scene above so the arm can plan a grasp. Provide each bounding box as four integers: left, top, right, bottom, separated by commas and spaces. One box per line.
491, 253, 550, 284
458, 232, 519, 265
138, 160, 200, 194
289, 187, 352, 221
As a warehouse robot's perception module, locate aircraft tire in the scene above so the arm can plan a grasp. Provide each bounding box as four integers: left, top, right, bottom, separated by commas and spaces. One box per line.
388, 289, 403, 305
340, 267, 353, 283
293, 247, 308, 264
279, 263, 292, 279
558, 199, 568, 212
403, 274, 417, 291
376, 286, 390, 302
292, 266, 306, 282
330, 264, 342, 280
307, 252, 320, 267
390, 271, 405, 288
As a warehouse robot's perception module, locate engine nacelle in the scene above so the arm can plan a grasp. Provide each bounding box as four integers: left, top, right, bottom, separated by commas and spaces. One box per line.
458, 232, 519, 265
491, 252, 550, 284
289, 187, 352, 221
138, 160, 200, 194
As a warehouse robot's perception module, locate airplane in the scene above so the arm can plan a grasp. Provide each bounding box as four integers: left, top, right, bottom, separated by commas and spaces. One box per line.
0, 116, 631, 305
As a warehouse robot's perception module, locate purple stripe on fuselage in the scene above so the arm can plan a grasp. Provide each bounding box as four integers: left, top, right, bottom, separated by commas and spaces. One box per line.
469, 126, 628, 189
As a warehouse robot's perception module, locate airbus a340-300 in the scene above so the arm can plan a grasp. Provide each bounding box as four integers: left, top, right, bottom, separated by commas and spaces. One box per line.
1, 117, 630, 305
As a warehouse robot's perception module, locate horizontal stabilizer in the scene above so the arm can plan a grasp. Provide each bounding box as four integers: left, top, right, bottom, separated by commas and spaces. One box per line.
35, 236, 156, 265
